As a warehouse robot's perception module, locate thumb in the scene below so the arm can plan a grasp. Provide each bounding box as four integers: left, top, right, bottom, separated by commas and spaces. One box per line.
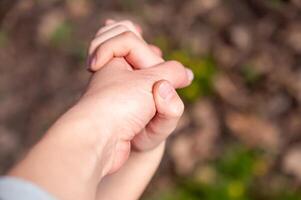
132, 80, 184, 151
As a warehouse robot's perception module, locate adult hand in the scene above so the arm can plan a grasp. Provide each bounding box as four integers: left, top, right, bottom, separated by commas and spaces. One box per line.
76, 56, 192, 174
8, 20, 193, 200
84, 19, 193, 173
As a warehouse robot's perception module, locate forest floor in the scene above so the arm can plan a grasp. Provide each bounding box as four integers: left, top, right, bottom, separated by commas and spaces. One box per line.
1, 0, 301, 199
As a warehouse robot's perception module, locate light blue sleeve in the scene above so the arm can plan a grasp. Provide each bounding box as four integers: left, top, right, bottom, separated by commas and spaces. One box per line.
0, 176, 56, 200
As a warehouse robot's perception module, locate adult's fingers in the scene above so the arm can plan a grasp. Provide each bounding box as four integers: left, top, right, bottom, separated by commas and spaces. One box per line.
143, 60, 194, 89
132, 80, 184, 151
89, 31, 164, 71
149, 45, 162, 57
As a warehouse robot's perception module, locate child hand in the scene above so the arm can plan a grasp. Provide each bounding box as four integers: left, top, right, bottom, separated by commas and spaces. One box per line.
87, 19, 164, 71
76, 58, 191, 174
7, 20, 193, 200
80, 19, 193, 174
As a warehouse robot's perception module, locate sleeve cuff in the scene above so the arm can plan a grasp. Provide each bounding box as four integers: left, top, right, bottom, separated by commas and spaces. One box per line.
0, 176, 56, 200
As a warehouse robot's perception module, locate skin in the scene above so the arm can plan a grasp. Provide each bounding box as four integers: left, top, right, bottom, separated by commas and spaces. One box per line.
92, 20, 193, 200
8, 19, 194, 200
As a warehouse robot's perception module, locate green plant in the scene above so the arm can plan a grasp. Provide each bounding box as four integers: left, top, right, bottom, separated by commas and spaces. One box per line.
146, 144, 301, 200
167, 50, 217, 102
153, 36, 217, 102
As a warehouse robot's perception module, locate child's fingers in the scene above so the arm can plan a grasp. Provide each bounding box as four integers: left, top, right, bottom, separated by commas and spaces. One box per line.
134, 24, 143, 35
90, 36, 162, 64
104, 19, 143, 35
132, 80, 184, 151
89, 31, 164, 71
90, 25, 161, 57
145, 61, 194, 89
89, 25, 130, 55
96, 20, 141, 38
105, 19, 115, 25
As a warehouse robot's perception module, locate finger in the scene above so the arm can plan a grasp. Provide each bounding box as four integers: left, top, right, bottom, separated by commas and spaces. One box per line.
89, 25, 131, 55
144, 61, 194, 88
149, 44, 162, 57
135, 24, 143, 35
132, 80, 184, 151
88, 25, 131, 69
96, 20, 141, 38
105, 19, 115, 25
104, 19, 143, 35
90, 31, 164, 71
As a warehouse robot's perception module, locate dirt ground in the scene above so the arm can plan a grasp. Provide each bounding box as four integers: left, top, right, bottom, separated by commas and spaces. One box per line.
1, 0, 301, 199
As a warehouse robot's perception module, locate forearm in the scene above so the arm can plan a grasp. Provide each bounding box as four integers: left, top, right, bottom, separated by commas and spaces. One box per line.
96, 143, 165, 200
8, 110, 108, 200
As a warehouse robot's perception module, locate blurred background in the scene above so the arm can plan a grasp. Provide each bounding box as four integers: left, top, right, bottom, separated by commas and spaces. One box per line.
1, 0, 301, 199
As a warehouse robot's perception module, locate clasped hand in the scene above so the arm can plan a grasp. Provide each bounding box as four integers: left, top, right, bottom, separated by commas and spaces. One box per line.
9, 19, 193, 200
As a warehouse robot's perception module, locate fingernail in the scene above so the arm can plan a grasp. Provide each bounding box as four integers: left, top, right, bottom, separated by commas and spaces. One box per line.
159, 81, 175, 100
91, 55, 97, 68
186, 68, 194, 82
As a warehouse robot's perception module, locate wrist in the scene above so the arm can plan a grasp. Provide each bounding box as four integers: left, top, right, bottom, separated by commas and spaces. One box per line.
44, 108, 113, 180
